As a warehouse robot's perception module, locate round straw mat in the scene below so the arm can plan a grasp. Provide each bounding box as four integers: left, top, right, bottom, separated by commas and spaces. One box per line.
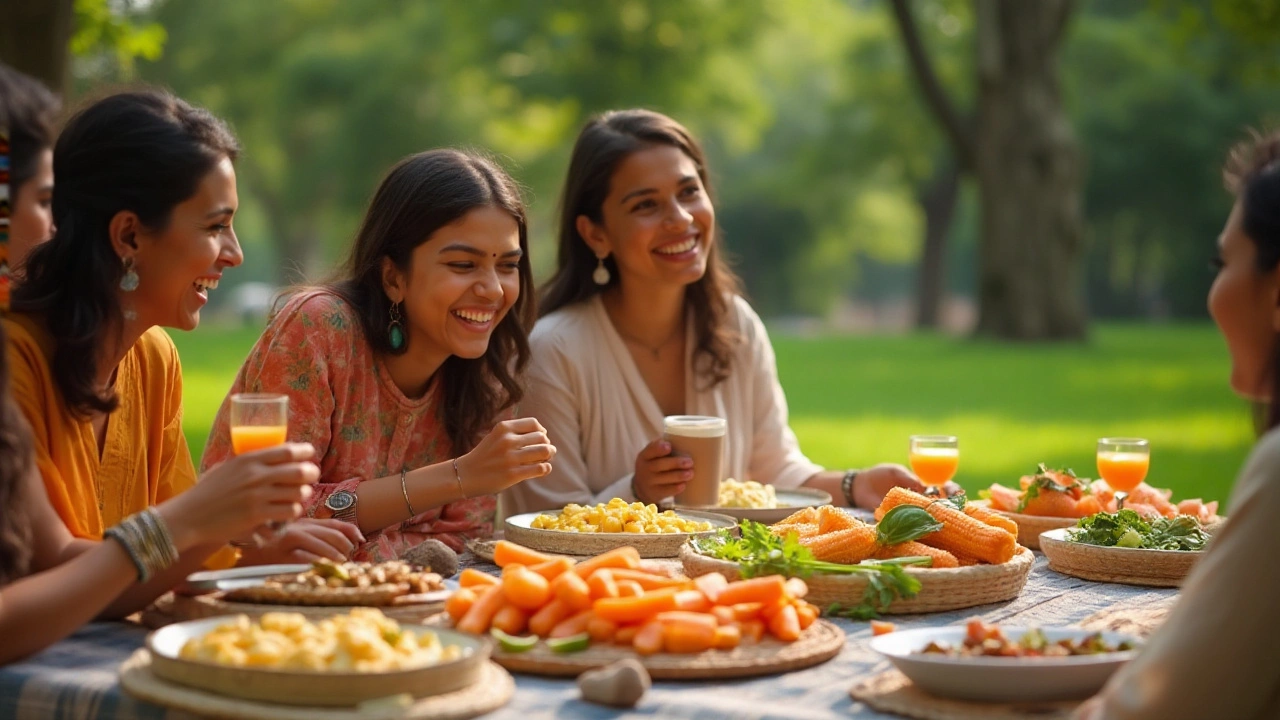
850, 669, 1078, 720
503, 510, 736, 558
490, 619, 843, 679
679, 545, 1034, 614
120, 649, 513, 720
167, 592, 444, 624
1080, 595, 1177, 639
1038, 529, 1201, 587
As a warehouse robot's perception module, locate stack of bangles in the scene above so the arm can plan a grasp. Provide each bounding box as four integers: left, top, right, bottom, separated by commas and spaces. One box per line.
103, 507, 180, 582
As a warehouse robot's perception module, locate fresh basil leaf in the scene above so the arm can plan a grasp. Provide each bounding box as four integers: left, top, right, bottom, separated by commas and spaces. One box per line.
876, 505, 944, 546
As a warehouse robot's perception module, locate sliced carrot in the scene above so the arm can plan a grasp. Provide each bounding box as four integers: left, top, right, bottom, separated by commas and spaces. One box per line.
759, 597, 791, 621
711, 606, 736, 626
550, 609, 595, 639
693, 572, 729, 603
717, 576, 786, 607
572, 546, 641, 578
491, 604, 529, 635
614, 624, 640, 646
608, 568, 689, 590
528, 598, 573, 638
768, 603, 801, 642
633, 620, 665, 655
713, 624, 742, 650
587, 569, 620, 600
739, 619, 765, 644
662, 619, 717, 653
502, 564, 551, 610
456, 584, 505, 635
673, 589, 711, 613
731, 602, 763, 621
870, 620, 897, 636
492, 540, 555, 568
795, 602, 817, 630
552, 570, 593, 611
593, 588, 680, 624
444, 587, 476, 622
458, 568, 499, 588
616, 579, 645, 598
587, 614, 619, 643
529, 556, 576, 581
783, 577, 809, 600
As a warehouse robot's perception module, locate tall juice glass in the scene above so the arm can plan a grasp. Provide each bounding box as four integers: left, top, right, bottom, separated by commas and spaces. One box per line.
909, 435, 959, 495
230, 393, 290, 542
1097, 437, 1149, 510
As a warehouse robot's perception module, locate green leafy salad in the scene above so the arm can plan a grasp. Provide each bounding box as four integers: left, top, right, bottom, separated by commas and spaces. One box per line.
1067, 509, 1209, 551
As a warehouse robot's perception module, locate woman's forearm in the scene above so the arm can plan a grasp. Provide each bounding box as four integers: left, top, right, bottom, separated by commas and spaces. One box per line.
351, 461, 464, 533
802, 471, 849, 507
97, 543, 224, 619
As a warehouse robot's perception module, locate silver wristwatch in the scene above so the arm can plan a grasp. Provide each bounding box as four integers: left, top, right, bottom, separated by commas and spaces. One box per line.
325, 490, 359, 523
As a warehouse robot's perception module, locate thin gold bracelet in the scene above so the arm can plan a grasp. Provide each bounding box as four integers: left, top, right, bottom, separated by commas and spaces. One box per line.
400, 467, 417, 518
452, 458, 466, 500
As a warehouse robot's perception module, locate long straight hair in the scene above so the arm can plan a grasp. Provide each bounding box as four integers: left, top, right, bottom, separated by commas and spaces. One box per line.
539, 109, 742, 387
12, 90, 239, 417
0, 320, 34, 584
318, 149, 534, 453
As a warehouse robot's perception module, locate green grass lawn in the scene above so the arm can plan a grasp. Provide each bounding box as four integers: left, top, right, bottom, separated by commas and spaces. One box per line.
170, 323, 1254, 508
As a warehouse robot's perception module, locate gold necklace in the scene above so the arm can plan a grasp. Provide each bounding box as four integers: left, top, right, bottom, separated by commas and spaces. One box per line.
615, 322, 683, 361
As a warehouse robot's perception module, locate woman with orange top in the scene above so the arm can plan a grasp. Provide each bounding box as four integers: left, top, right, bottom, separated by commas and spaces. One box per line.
504, 109, 929, 515
202, 149, 555, 562
1076, 132, 1280, 719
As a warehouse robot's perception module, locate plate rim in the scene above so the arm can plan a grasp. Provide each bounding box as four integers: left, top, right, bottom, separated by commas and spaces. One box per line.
676, 486, 833, 513
185, 564, 313, 583
504, 508, 738, 535
1039, 527, 1207, 556
870, 625, 1140, 667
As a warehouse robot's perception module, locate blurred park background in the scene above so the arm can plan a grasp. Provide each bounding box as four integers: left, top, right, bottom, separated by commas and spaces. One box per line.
7, 0, 1276, 504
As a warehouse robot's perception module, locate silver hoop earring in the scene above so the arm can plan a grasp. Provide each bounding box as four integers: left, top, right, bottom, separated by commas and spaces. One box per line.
120, 259, 140, 292
592, 256, 611, 286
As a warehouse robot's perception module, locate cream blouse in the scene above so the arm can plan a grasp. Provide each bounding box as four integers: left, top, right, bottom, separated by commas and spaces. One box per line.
503, 294, 822, 515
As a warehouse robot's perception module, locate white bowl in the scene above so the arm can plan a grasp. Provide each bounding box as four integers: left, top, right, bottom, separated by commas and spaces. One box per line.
677, 487, 833, 524
870, 625, 1139, 702
147, 615, 489, 706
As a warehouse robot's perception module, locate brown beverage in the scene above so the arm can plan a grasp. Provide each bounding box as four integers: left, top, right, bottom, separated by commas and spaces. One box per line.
664, 415, 727, 507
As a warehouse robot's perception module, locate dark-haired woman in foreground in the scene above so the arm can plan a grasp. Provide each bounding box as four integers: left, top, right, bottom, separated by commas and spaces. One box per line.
1076, 131, 1280, 719
6, 90, 341, 570
203, 149, 555, 561
505, 109, 926, 515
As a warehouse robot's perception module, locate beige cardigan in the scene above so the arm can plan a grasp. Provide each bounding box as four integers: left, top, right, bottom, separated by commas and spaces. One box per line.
1080, 428, 1280, 720
503, 294, 822, 515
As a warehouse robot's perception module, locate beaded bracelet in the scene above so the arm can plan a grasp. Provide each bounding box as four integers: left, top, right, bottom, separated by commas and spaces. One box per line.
103, 507, 179, 582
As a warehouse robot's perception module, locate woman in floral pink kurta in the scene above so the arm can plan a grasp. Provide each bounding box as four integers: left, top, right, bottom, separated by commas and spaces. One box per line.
203, 291, 497, 560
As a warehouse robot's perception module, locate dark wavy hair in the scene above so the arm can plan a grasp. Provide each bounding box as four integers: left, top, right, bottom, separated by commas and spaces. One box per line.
1224, 130, 1280, 430
12, 90, 239, 418
540, 109, 742, 387
0, 320, 35, 585
0, 63, 59, 194
320, 149, 534, 453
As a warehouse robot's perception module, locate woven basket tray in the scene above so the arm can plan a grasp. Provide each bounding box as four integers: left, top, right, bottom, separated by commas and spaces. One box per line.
486, 619, 843, 679
679, 545, 1034, 614
974, 501, 1225, 551
850, 669, 1078, 720
503, 510, 737, 558
1038, 528, 1203, 587
167, 592, 445, 624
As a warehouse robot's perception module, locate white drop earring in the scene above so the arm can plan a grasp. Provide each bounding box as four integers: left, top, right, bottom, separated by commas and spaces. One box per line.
120, 258, 140, 321
592, 256, 611, 286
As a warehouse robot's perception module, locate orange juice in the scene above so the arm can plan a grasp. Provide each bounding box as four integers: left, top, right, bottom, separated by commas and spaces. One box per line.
231, 425, 288, 455
909, 447, 959, 487
1096, 451, 1149, 493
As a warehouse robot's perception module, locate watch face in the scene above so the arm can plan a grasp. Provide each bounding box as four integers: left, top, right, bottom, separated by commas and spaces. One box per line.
326, 491, 355, 511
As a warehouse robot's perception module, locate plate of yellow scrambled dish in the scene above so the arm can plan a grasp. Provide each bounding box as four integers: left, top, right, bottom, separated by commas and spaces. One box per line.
678, 480, 832, 524
505, 499, 736, 557
146, 608, 490, 706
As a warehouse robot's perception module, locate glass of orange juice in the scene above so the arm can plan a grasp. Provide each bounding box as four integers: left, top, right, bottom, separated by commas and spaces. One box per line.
909, 435, 959, 495
230, 393, 290, 543
1096, 437, 1149, 510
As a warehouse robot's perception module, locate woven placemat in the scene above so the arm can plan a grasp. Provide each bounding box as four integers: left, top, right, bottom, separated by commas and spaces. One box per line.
1080, 595, 1177, 638
680, 545, 1034, 614
850, 669, 1078, 720
120, 649, 512, 720
490, 619, 843, 679
1039, 531, 1200, 588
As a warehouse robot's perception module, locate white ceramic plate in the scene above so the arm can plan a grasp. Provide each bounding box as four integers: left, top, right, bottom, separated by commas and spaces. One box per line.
677, 487, 833, 524
147, 615, 489, 706
177, 564, 312, 595
503, 509, 737, 557
870, 625, 1139, 702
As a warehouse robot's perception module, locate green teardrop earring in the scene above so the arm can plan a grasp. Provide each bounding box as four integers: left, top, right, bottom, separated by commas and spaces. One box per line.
388, 301, 406, 350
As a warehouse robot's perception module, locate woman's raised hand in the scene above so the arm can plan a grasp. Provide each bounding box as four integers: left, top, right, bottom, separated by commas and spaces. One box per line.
455, 418, 556, 497
631, 439, 693, 505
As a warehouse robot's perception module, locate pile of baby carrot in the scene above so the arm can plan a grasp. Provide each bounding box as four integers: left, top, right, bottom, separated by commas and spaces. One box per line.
444, 541, 818, 654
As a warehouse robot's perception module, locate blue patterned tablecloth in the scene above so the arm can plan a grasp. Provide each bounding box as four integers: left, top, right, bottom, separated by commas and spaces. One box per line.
0, 555, 1177, 720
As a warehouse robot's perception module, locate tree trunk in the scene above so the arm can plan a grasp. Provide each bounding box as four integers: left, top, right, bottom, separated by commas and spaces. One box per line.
0, 0, 75, 95
973, 0, 1087, 340
914, 161, 961, 329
